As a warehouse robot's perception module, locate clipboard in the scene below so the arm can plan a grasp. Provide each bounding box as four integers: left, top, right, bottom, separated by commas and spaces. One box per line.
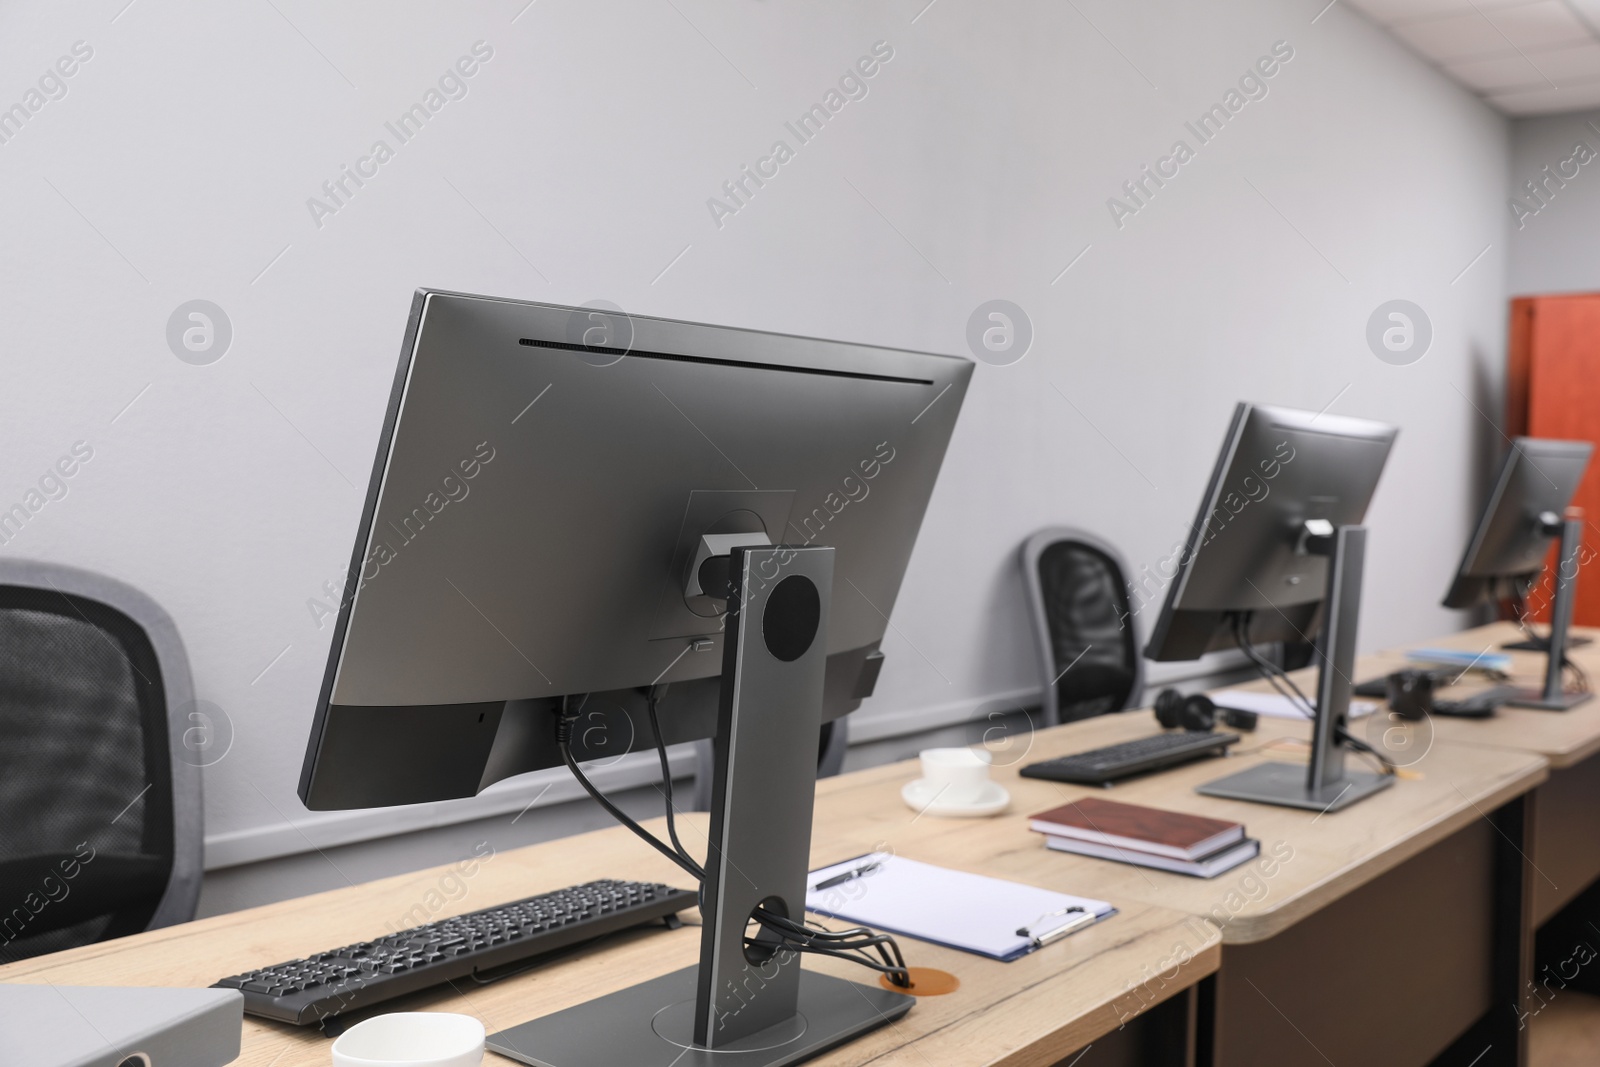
804, 852, 1116, 962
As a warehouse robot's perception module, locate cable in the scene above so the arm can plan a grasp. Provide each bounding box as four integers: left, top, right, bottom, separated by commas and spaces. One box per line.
1232, 615, 1314, 718
643, 685, 704, 879
1232, 613, 1394, 776
748, 907, 911, 987
745, 908, 909, 980
1510, 591, 1590, 694
555, 696, 912, 987
556, 696, 703, 883
751, 900, 911, 985
1562, 653, 1586, 694
1343, 734, 1397, 776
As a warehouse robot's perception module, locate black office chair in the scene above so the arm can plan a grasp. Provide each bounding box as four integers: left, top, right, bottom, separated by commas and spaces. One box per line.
0, 560, 202, 964
1020, 528, 1145, 725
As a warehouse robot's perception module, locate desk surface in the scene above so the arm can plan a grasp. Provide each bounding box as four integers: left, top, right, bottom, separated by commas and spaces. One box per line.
823, 709, 1546, 945
1350, 621, 1600, 768
0, 798, 1218, 1067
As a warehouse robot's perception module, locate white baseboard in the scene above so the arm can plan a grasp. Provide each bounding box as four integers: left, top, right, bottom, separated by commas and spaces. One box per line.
203, 748, 697, 871
844, 687, 1043, 743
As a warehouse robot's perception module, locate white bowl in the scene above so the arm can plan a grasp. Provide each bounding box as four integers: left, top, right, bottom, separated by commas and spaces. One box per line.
331, 1013, 485, 1067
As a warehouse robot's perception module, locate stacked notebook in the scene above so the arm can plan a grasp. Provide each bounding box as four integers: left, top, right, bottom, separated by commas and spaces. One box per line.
1029, 797, 1259, 878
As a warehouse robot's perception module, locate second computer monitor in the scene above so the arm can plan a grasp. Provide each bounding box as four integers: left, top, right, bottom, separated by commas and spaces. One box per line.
1144, 402, 1398, 663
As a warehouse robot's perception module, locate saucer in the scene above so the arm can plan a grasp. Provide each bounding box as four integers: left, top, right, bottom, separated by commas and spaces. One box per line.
900, 777, 1010, 818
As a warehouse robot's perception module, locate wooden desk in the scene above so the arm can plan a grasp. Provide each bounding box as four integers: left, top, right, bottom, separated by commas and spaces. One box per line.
840, 711, 1547, 1067
0, 790, 1219, 1067
1332, 622, 1600, 929
1353, 622, 1600, 770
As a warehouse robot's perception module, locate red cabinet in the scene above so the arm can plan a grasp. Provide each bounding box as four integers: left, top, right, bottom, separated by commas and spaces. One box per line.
1508, 294, 1600, 626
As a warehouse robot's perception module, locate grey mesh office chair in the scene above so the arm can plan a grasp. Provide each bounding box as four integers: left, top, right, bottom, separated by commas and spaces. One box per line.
1020, 528, 1145, 725
0, 560, 202, 963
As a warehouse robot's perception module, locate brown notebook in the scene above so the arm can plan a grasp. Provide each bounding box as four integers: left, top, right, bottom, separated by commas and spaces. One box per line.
1028, 797, 1244, 861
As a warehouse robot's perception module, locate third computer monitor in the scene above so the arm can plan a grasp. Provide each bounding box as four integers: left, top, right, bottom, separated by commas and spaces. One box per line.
1442, 436, 1592, 611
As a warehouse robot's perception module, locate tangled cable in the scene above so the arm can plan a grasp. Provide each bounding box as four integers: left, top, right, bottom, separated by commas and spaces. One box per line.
1510, 592, 1591, 695
555, 690, 911, 988
1230, 614, 1395, 776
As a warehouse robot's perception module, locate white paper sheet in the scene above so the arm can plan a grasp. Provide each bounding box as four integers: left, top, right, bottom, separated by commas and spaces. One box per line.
1209, 690, 1378, 720
803, 852, 1115, 961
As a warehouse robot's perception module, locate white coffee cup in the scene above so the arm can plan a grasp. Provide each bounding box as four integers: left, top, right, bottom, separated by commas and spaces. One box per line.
915, 747, 994, 805
331, 1012, 485, 1067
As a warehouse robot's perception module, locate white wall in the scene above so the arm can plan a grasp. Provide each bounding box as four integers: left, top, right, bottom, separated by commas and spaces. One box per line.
1508, 107, 1600, 295
1, 0, 1510, 909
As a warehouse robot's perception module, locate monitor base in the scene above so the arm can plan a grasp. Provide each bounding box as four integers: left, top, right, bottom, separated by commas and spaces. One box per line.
1504, 688, 1594, 711
1503, 635, 1593, 652
1197, 761, 1392, 812
486, 966, 913, 1067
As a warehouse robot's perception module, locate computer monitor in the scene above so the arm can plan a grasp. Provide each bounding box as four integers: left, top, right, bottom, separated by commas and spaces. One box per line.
1145, 402, 1398, 662
299, 291, 970, 811
297, 290, 972, 1064
1442, 437, 1590, 610
1442, 437, 1592, 710
1144, 401, 1398, 811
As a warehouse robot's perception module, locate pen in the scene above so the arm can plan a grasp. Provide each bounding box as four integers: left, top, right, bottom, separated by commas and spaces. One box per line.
1029, 910, 1097, 948
811, 859, 883, 892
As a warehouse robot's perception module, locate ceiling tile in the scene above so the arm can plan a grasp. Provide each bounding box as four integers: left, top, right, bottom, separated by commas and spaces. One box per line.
1390, 10, 1523, 61
1446, 51, 1552, 90
1483, 0, 1593, 50
1353, 0, 1600, 112
1488, 79, 1600, 113
1444, 40, 1600, 90
1527, 39, 1600, 82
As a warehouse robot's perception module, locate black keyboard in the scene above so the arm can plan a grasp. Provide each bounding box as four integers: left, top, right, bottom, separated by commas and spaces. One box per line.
1020, 731, 1240, 785
214, 879, 696, 1025
1434, 685, 1517, 718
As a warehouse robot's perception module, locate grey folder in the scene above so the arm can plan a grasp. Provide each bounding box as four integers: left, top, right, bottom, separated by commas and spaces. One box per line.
0, 985, 242, 1067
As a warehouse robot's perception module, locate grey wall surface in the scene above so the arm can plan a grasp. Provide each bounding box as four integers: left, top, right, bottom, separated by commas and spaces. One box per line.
1508, 107, 1600, 295
2, 0, 1511, 912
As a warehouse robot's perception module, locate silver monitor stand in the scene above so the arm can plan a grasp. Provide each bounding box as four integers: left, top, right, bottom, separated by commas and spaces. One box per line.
1197, 525, 1393, 813
1507, 514, 1593, 711
488, 545, 913, 1067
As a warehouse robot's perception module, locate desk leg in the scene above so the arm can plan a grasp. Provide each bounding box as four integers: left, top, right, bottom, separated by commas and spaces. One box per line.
1492, 794, 1535, 1067
1194, 974, 1217, 1067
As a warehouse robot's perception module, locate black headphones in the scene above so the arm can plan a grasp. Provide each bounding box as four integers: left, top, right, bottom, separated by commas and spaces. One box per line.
1154, 688, 1257, 732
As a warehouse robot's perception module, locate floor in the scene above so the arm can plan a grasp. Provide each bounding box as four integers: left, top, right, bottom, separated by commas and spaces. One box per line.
1530, 989, 1600, 1065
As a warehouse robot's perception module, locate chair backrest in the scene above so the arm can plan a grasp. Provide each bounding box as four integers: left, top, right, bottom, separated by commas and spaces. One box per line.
0, 560, 200, 963
1020, 528, 1145, 726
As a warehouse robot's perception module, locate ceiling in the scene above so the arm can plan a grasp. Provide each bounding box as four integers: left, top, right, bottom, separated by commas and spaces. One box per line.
1349, 0, 1600, 114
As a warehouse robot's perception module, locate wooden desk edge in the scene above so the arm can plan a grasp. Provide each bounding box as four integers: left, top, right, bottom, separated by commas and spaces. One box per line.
1023, 937, 1222, 1067
1447, 730, 1600, 771
1213, 754, 1548, 944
